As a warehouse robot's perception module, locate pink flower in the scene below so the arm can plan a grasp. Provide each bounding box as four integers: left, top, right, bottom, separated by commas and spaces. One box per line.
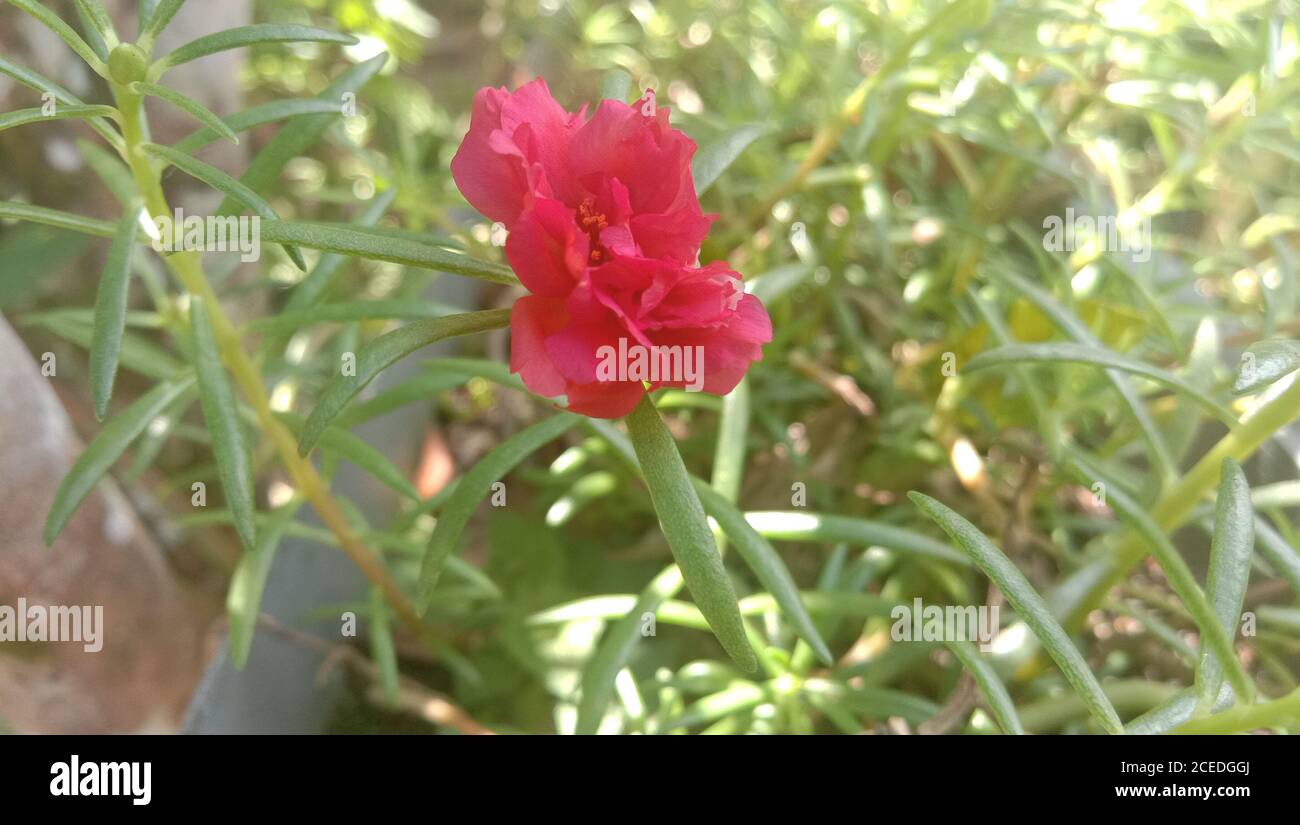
451, 78, 772, 418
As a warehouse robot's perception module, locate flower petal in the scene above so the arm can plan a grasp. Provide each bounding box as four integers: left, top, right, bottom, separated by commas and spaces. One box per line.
506, 198, 588, 297
510, 295, 569, 397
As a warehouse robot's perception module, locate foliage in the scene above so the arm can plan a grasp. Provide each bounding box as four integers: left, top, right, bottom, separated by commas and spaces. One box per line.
2, 0, 1299, 735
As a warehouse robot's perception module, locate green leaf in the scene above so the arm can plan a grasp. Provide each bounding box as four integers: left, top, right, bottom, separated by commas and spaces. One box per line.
1194, 458, 1254, 712
23, 314, 183, 379
73, 0, 116, 45
908, 491, 1124, 734
693, 123, 768, 195
142, 143, 306, 270
576, 565, 683, 735
945, 640, 1024, 735
297, 309, 511, 455
130, 81, 237, 144
692, 478, 832, 665
0, 200, 116, 238
1125, 683, 1235, 735
1254, 516, 1300, 598
964, 342, 1237, 426
599, 68, 631, 102
246, 299, 465, 333
0, 55, 122, 150
7, 0, 109, 75
138, 0, 184, 47
72, 0, 113, 60
369, 586, 401, 705
275, 412, 418, 502
0, 104, 119, 133
44, 375, 194, 545
227, 497, 300, 669
746, 263, 813, 304
1066, 453, 1253, 703
333, 371, 468, 430
282, 189, 396, 300
416, 414, 579, 608
173, 98, 343, 154
989, 268, 1176, 481
664, 682, 766, 731
624, 394, 757, 673
1233, 339, 1300, 395
125, 391, 192, 481
150, 24, 358, 77
89, 204, 141, 420
190, 296, 256, 551
258, 189, 397, 358
77, 139, 137, 204
258, 220, 516, 285
1172, 685, 1300, 735
710, 376, 749, 529
741, 510, 969, 565
216, 53, 387, 216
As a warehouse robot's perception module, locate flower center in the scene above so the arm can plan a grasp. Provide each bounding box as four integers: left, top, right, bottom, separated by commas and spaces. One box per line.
576, 198, 609, 264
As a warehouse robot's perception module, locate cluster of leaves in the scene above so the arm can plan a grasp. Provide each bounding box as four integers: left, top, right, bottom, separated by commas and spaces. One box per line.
3, 0, 1300, 734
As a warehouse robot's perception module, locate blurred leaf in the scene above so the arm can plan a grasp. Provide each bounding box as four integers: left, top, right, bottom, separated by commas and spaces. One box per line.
416, 414, 579, 608
333, 371, 469, 430
992, 269, 1176, 480
297, 309, 511, 455
0, 201, 116, 238
258, 220, 515, 284
217, 52, 387, 215
139, 0, 184, 46
44, 375, 194, 545
0, 55, 121, 149
599, 68, 631, 102
150, 24, 357, 77
1068, 454, 1252, 702
246, 299, 465, 333
0, 105, 118, 133
742, 511, 968, 565
369, 586, 401, 706
693, 123, 768, 195
23, 313, 182, 379
276, 412, 418, 502
131, 81, 237, 144
142, 143, 306, 269
1233, 339, 1300, 395
227, 498, 301, 669
173, 98, 343, 154
965, 342, 1236, 425
190, 297, 256, 551
73, 0, 116, 46
946, 640, 1024, 735
77, 139, 137, 204
72, 1, 110, 61
693, 479, 832, 665
1172, 686, 1300, 735
909, 492, 1124, 734
7, 0, 107, 73
89, 204, 141, 420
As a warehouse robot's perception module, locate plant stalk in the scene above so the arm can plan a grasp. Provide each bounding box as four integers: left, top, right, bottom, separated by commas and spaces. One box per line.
110, 81, 435, 646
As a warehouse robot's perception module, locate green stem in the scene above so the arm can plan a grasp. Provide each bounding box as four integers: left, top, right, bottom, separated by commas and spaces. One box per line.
109, 80, 433, 647
1170, 685, 1300, 734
